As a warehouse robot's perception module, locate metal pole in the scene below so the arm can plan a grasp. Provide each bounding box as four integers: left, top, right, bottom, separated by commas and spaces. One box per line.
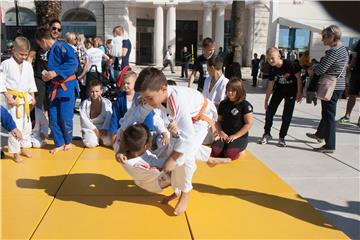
14, 0, 22, 36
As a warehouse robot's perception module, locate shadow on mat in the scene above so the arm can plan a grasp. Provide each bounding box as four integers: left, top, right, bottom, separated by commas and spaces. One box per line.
16, 173, 175, 216
193, 183, 337, 230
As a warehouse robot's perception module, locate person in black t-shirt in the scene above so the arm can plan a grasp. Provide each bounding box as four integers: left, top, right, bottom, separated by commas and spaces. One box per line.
180, 46, 191, 78
258, 47, 302, 147
211, 78, 253, 161
188, 37, 215, 92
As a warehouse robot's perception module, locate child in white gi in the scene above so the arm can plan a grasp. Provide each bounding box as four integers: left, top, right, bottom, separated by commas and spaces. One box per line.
0, 37, 37, 162
80, 79, 112, 148
116, 67, 222, 215
203, 56, 229, 108
119, 123, 230, 194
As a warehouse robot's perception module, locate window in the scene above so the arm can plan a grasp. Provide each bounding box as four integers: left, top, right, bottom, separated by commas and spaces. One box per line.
62, 9, 96, 38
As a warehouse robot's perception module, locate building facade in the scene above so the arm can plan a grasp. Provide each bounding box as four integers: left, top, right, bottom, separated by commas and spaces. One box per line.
1, 0, 359, 66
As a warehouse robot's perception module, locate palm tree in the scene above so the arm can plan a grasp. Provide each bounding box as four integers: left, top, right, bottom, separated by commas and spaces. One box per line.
34, 0, 62, 27
230, 0, 244, 78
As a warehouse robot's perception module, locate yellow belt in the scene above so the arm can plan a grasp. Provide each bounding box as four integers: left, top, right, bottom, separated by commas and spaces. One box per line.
6, 89, 30, 119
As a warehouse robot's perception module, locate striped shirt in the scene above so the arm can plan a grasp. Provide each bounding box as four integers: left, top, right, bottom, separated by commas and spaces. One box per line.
314, 44, 348, 90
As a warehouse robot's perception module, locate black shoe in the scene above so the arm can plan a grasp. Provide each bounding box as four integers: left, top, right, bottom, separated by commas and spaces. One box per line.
306, 133, 323, 143
278, 138, 287, 147
258, 134, 272, 144
313, 145, 335, 153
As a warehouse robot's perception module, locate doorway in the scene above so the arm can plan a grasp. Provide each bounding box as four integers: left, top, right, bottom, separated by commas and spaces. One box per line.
176, 20, 197, 65
136, 19, 154, 65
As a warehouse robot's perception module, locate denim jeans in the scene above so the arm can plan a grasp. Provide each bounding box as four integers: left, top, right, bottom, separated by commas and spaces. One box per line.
316, 90, 343, 150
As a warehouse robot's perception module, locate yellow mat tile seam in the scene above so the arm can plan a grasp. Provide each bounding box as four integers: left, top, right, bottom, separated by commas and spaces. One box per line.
29, 147, 86, 240
185, 212, 195, 240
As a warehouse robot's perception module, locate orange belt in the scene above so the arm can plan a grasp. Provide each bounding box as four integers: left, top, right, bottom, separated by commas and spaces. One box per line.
191, 96, 216, 132
50, 74, 76, 101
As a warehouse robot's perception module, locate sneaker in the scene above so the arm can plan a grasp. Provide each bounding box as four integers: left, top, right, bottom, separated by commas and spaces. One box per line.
278, 138, 287, 147
306, 133, 324, 143
258, 134, 272, 144
337, 116, 350, 124
313, 145, 335, 153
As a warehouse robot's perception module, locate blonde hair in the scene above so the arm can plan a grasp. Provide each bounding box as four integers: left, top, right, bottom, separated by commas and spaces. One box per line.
64, 32, 76, 43
13, 36, 30, 51
266, 47, 279, 56
322, 25, 342, 41
123, 70, 137, 81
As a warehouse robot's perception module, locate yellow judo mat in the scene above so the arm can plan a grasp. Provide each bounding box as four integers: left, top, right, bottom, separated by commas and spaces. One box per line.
1, 142, 350, 239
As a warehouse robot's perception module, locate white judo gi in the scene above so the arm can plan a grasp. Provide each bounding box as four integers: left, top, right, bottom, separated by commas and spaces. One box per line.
120, 85, 217, 193
122, 143, 212, 193
202, 74, 229, 107
0, 57, 38, 153
31, 107, 49, 148
79, 97, 113, 148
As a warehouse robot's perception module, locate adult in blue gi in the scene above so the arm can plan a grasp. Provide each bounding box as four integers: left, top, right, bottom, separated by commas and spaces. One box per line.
35, 26, 78, 154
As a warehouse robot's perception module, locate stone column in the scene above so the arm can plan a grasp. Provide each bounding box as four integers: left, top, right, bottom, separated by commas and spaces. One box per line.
215, 3, 226, 51
104, 1, 129, 40
202, 3, 213, 39
166, 4, 176, 62
154, 4, 164, 66
266, 0, 279, 50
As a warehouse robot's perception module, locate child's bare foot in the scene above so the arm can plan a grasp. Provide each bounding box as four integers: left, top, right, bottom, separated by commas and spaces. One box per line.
161, 192, 179, 204
21, 148, 32, 158
13, 153, 23, 163
174, 192, 190, 216
207, 157, 231, 168
64, 144, 72, 151
50, 145, 64, 154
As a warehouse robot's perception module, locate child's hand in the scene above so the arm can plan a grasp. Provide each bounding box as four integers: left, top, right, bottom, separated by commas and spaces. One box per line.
6, 94, 16, 108
168, 122, 179, 138
219, 131, 228, 141
226, 134, 238, 143
163, 158, 177, 173
115, 153, 127, 164
160, 132, 170, 145
11, 128, 23, 141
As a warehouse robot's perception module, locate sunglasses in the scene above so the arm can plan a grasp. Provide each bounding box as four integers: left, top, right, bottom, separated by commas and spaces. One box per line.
52, 27, 62, 32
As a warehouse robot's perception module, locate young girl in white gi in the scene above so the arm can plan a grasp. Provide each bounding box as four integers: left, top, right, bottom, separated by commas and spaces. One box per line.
119, 124, 230, 194
116, 67, 222, 215
202, 56, 229, 108
0, 37, 37, 162
80, 79, 112, 148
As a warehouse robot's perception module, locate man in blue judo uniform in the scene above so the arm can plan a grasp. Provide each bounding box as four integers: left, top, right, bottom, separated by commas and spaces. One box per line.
35, 26, 78, 154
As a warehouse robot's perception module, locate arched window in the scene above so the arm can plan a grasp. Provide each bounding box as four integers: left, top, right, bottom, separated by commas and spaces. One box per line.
62, 8, 96, 37
3, 7, 37, 46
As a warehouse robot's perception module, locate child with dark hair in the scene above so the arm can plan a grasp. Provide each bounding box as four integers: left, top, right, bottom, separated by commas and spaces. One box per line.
211, 78, 253, 160
79, 79, 112, 148
116, 67, 229, 215
203, 56, 229, 108
119, 123, 230, 193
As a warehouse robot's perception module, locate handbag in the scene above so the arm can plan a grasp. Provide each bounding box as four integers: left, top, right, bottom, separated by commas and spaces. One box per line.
317, 64, 346, 101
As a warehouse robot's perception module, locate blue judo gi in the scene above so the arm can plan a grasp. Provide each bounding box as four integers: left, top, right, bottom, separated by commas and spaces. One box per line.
109, 91, 155, 137
1, 106, 17, 132
47, 40, 79, 147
